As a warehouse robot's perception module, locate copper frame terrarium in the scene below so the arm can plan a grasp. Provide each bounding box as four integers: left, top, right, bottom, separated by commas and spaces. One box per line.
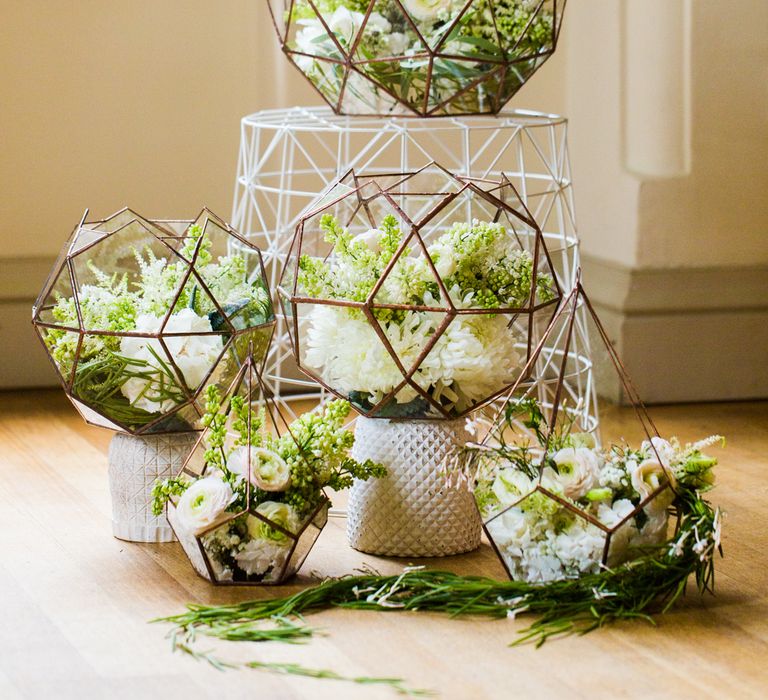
462, 281, 681, 582
166, 350, 329, 585
277, 162, 562, 420
32, 208, 275, 435
267, 0, 568, 117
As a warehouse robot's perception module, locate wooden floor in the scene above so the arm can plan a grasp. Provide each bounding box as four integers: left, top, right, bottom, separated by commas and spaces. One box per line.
0, 390, 767, 700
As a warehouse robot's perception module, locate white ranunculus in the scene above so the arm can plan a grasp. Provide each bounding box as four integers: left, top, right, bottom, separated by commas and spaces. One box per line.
401, 0, 454, 22
119, 309, 223, 413
175, 477, 233, 533
541, 447, 601, 500
250, 501, 300, 545
226, 447, 291, 492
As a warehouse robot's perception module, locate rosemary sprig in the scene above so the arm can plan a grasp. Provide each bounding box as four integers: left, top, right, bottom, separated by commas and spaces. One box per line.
169, 625, 430, 696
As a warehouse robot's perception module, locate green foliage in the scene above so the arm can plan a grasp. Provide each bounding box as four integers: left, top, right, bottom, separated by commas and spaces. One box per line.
297, 214, 555, 314
155, 485, 720, 690
43, 224, 272, 421
151, 390, 385, 520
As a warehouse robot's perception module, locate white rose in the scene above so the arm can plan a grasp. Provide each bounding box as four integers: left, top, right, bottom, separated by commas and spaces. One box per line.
541, 447, 601, 500
401, 0, 454, 22
491, 468, 534, 507
175, 476, 233, 533
249, 501, 300, 545
119, 309, 223, 413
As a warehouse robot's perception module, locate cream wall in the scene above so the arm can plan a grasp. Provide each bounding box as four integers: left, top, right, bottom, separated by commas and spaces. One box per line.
1, 1, 766, 398
0, 0, 567, 260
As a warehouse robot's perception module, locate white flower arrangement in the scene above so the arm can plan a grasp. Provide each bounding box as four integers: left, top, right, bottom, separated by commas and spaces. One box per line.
153, 388, 385, 583
294, 214, 555, 418
468, 399, 721, 583
42, 225, 272, 430
286, 0, 556, 114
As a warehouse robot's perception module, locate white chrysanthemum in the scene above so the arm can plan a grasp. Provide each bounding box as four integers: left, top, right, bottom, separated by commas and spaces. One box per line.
418, 313, 521, 408
304, 306, 408, 404
120, 309, 222, 413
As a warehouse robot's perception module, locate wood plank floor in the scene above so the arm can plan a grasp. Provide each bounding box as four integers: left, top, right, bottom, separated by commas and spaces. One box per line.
0, 390, 766, 699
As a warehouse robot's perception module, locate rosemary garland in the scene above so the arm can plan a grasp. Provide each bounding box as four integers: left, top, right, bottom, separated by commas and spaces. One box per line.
154, 488, 720, 695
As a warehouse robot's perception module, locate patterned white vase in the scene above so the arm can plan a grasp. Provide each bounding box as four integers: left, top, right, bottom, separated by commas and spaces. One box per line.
108, 432, 198, 543
348, 417, 481, 557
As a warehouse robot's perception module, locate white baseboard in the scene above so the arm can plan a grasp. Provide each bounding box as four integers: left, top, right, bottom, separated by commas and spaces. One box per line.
581, 255, 768, 403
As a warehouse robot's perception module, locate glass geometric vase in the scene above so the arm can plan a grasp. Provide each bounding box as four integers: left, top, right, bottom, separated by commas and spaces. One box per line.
166, 351, 330, 585
32, 208, 275, 435
460, 283, 680, 583
268, 0, 567, 116
278, 162, 563, 421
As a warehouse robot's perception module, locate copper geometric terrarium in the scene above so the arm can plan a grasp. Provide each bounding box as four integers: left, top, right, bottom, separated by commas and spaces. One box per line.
165, 350, 330, 585
460, 282, 680, 583
268, 0, 568, 117
32, 208, 275, 435
278, 162, 562, 420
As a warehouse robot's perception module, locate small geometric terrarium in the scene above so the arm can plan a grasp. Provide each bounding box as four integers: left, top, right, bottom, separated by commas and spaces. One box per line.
278, 162, 562, 420
268, 0, 567, 116
457, 284, 719, 583
158, 350, 385, 585
32, 208, 275, 434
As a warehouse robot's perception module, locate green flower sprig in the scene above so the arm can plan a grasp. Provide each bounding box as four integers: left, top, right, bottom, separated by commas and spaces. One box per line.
151, 386, 385, 519
297, 214, 554, 312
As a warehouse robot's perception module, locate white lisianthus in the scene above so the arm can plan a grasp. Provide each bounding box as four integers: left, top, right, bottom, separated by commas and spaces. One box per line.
631, 458, 677, 502
250, 501, 300, 545
401, 0, 454, 22
119, 309, 223, 413
175, 477, 233, 533
492, 468, 534, 507
541, 447, 601, 500
226, 446, 292, 492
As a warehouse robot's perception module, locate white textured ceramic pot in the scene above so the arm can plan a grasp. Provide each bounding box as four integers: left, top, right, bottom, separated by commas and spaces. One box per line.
347, 417, 481, 557
107, 431, 198, 543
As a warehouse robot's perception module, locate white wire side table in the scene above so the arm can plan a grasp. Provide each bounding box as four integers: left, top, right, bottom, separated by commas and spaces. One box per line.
231, 106, 597, 436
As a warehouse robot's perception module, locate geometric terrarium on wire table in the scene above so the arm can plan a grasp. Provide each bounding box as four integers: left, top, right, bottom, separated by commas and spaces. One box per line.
31, 207, 275, 542
452, 282, 722, 583
156, 348, 385, 585
268, 0, 568, 116
278, 162, 562, 557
